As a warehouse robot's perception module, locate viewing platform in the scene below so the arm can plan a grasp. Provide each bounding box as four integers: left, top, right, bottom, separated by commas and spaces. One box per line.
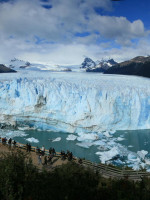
0, 138, 150, 181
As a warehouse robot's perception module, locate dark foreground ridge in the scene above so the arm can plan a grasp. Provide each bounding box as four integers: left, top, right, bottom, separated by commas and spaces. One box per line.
0, 64, 16, 73
104, 56, 150, 78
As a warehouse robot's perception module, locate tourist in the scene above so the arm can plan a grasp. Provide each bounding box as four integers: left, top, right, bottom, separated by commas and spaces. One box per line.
8, 138, 12, 145
67, 150, 70, 156
61, 150, 66, 160
52, 148, 56, 156
48, 155, 53, 164
41, 145, 45, 156
78, 158, 82, 164
68, 152, 73, 161
49, 147, 52, 154
13, 140, 16, 147
38, 154, 42, 165
28, 143, 31, 152
26, 143, 29, 152
44, 156, 48, 165
8, 138, 12, 149
2, 137, 7, 144
36, 146, 40, 154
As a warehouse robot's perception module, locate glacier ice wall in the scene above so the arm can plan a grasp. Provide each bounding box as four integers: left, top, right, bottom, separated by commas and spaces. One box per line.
0, 72, 150, 133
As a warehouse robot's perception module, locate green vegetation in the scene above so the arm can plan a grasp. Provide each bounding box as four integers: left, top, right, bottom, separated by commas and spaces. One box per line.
0, 150, 150, 200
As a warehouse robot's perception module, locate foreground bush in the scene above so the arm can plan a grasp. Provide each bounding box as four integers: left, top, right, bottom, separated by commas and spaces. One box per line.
0, 150, 150, 200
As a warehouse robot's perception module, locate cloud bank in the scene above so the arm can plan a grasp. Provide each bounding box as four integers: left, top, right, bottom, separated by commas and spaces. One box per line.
0, 0, 149, 64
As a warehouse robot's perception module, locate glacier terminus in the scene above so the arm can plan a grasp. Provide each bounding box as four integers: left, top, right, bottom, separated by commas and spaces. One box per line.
0, 71, 150, 133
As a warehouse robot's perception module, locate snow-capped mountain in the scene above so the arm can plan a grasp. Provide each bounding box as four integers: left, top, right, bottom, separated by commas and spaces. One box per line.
81, 57, 117, 72
81, 57, 96, 69
6, 58, 80, 72
95, 59, 117, 70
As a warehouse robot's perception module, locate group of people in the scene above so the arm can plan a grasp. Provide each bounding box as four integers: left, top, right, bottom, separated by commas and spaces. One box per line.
61, 150, 73, 161
1, 137, 16, 146
1, 137, 75, 166
36, 145, 46, 156
37, 146, 57, 165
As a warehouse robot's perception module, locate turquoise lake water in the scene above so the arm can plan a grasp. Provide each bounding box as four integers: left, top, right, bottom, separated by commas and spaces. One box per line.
10, 129, 150, 164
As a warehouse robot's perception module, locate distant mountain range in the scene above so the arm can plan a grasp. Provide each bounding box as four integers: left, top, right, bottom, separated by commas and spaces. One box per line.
6, 58, 76, 72
104, 56, 150, 78
1, 56, 150, 78
81, 57, 117, 72
0, 64, 16, 73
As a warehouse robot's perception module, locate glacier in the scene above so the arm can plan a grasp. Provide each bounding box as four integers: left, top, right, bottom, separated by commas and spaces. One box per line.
0, 71, 150, 133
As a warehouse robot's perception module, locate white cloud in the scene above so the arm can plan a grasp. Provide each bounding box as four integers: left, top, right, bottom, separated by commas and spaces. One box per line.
0, 0, 149, 64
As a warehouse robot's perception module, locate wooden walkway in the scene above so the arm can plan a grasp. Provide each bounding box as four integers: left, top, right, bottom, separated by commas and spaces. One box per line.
0, 139, 150, 181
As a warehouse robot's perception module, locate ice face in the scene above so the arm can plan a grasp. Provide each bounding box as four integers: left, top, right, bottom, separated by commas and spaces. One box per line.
0, 72, 150, 133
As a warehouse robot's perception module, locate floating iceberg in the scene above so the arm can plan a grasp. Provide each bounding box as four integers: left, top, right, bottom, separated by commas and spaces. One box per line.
77, 132, 98, 141
76, 142, 93, 148
137, 150, 148, 160
93, 140, 106, 146
117, 137, 125, 141
26, 137, 39, 143
103, 131, 112, 138
96, 147, 120, 163
66, 134, 77, 141
0, 130, 27, 138
52, 137, 61, 142
128, 153, 138, 161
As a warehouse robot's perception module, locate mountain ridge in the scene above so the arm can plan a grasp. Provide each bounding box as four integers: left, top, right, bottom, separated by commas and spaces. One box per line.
0, 64, 16, 73
105, 56, 150, 78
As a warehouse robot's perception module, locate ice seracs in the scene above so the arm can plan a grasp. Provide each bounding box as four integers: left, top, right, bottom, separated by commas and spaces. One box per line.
0, 72, 150, 133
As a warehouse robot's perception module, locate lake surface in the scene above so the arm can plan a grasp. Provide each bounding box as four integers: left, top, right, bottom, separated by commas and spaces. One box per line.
1, 128, 150, 167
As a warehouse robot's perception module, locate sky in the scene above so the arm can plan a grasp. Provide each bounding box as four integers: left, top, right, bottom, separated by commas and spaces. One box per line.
0, 0, 150, 65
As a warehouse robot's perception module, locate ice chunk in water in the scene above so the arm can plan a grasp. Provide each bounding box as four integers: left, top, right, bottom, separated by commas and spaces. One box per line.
0, 130, 27, 138
26, 137, 39, 143
109, 130, 116, 135
52, 137, 61, 142
76, 142, 93, 148
96, 147, 119, 163
128, 145, 133, 148
103, 131, 112, 138
137, 150, 148, 160
66, 134, 77, 141
93, 140, 106, 146
117, 137, 125, 141
128, 153, 137, 160
77, 132, 98, 141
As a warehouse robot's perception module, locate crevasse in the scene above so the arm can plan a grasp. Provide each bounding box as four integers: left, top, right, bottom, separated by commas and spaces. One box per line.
0, 72, 150, 133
